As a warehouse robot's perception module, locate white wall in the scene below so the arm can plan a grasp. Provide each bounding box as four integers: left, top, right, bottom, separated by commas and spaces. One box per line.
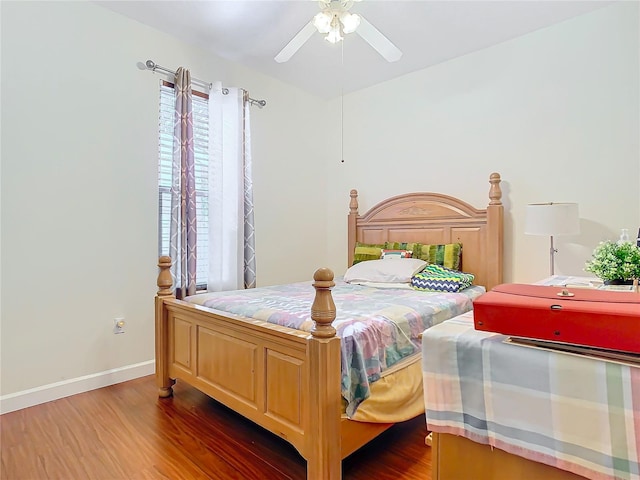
325, 1, 639, 283
1, 0, 638, 406
0, 1, 328, 399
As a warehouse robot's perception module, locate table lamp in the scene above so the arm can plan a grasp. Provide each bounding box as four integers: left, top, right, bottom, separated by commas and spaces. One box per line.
525, 202, 580, 275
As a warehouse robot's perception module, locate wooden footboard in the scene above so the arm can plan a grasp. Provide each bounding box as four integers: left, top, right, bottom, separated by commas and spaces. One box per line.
157, 261, 353, 479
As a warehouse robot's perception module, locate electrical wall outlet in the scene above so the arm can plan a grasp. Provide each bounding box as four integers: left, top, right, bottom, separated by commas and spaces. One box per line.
114, 318, 126, 334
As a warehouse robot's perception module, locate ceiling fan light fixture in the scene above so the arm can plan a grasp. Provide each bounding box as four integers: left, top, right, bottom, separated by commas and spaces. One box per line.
325, 26, 343, 44
275, 0, 402, 63
313, 11, 333, 34
339, 12, 360, 34
324, 14, 343, 44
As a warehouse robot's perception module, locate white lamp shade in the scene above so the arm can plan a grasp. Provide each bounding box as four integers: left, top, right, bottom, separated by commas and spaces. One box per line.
525, 203, 580, 236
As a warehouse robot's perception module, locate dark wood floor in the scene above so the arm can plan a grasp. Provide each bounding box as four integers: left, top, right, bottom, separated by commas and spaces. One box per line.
1, 375, 432, 479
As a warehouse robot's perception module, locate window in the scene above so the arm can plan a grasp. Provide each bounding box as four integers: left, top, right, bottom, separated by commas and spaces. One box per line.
157, 82, 209, 287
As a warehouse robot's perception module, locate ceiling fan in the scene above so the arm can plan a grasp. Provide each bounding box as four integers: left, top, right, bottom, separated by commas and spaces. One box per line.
274, 0, 402, 63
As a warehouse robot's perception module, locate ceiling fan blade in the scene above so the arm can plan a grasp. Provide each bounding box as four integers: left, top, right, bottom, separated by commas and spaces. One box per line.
355, 16, 402, 63
275, 21, 317, 63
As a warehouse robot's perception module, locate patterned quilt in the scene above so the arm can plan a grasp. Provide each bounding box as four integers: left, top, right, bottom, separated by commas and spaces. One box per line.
423, 311, 640, 480
191, 280, 484, 417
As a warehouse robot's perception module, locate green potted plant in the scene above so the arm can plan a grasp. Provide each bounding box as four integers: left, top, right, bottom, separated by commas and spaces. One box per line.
584, 241, 640, 284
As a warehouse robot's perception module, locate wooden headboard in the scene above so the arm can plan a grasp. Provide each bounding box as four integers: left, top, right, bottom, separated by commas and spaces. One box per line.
347, 172, 504, 291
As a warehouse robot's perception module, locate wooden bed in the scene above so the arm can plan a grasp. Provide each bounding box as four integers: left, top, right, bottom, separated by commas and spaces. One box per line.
155, 172, 504, 479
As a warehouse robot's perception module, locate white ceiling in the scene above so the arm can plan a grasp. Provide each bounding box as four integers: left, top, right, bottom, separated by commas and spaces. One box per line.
96, 0, 614, 99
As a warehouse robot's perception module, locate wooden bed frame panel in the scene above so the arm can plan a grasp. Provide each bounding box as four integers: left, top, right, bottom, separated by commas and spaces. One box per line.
155, 173, 504, 479
432, 433, 587, 480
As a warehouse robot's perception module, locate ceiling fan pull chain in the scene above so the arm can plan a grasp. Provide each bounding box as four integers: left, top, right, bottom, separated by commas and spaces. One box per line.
341, 41, 345, 164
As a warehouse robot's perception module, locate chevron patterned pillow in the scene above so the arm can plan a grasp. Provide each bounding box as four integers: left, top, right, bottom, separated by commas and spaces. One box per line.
410, 264, 474, 292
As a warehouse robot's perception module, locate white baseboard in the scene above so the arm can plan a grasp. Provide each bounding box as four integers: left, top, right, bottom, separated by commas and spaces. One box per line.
0, 360, 155, 414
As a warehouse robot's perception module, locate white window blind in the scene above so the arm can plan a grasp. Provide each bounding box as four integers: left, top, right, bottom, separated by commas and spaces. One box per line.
158, 83, 210, 286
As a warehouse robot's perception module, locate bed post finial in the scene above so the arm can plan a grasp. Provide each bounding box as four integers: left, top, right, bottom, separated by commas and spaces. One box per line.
349, 189, 359, 215
311, 268, 337, 338
489, 172, 502, 206
157, 256, 173, 296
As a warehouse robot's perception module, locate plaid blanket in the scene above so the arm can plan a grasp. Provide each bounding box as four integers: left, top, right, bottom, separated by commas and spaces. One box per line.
423, 311, 640, 480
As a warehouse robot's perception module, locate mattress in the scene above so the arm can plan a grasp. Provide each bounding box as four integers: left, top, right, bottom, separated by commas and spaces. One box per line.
186, 278, 485, 418
346, 353, 425, 423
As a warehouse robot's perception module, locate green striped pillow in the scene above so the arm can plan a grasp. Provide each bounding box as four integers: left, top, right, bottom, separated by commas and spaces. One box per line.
384, 242, 424, 260
420, 243, 462, 270
353, 242, 385, 264
385, 242, 462, 270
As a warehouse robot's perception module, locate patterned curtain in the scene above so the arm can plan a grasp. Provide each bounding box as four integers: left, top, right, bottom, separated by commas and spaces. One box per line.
242, 91, 256, 289
207, 86, 256, 291
169, 67, 197, 298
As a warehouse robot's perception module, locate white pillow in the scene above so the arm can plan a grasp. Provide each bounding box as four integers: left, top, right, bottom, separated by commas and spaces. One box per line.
344, 258, 427, 284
